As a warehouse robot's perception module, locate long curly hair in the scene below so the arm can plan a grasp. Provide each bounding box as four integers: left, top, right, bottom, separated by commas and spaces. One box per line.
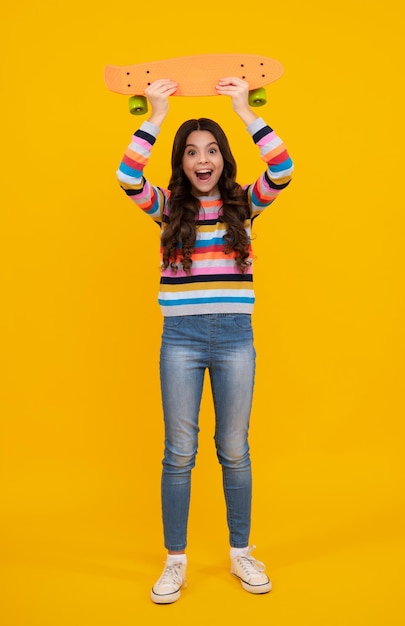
161, 118, 251, 274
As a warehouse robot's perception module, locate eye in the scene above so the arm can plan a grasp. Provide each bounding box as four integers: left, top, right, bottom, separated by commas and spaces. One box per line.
208, 148, 217, 154
186, 149, 197, 156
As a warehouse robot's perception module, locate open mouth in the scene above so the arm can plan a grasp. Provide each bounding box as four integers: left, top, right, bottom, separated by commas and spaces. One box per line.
196, 169, 213, 182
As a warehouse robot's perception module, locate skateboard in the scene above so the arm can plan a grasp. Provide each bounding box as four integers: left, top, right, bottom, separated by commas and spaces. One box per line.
104, 53, 283, 115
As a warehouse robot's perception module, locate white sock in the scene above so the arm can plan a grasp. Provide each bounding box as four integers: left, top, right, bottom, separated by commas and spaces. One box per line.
166, 553, 187, 565
230, 546, 249, 559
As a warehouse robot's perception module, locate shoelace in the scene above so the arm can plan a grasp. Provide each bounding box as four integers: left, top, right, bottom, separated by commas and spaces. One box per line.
236, 547, 266, 576
158, 562, 184, 586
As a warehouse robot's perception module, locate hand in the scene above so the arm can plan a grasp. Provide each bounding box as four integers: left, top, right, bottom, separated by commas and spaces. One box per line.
145, 79, 178, 126
216, 77, 258, 125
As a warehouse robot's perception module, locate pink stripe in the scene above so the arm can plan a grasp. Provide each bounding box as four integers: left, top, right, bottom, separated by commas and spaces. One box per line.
161, 265, 253, 278
256, 130, 277, 146
131, 136, 153, 151
199, 211, 222, 220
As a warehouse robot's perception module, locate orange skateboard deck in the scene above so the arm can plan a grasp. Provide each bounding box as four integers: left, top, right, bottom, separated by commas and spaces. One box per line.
104, 53, 283, 114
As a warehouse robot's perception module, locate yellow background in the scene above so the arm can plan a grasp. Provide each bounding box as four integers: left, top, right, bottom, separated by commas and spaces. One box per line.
1, 1, 404, 624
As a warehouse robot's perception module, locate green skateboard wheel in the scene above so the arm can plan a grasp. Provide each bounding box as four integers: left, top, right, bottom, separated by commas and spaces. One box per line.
248, 88, 267, 107
128, 95, 148, 115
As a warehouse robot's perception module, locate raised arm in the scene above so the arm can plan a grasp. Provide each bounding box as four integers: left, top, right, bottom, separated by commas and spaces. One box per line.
116, 80, 177, 221
245, 117, 293, 218
215, 77, 258, 126
216, 77, 293, 216
145, 79, 178, 126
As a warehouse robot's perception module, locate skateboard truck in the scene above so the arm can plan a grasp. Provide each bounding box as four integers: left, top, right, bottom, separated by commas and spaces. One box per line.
128, 87, 267, 115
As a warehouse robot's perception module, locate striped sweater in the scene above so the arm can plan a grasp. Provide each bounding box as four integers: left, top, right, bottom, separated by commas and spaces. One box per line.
117, 117, 293, 316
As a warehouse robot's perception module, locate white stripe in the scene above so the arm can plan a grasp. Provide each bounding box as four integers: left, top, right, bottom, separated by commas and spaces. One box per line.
190, 259, 244, 269
116, 170, 142, 185
158, 288, 254, 301
162, 302, 254, 316
128, 141, 150, 159
195, 229, 227, 241
268, 164, 294, 180
261, 135, 282, 152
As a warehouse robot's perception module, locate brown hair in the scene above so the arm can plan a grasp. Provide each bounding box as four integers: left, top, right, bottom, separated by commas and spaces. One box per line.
161, 118, 251, 274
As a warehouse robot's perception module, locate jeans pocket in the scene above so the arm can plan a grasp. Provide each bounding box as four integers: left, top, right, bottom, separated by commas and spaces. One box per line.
232, 314, 252, 330
163, 315, 185, 329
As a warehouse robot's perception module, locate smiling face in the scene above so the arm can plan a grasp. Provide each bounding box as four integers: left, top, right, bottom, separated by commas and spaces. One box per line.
182, 130, 224, 197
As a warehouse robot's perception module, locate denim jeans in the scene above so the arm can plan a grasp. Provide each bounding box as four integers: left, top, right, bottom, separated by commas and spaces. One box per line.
159, 313, 256, 551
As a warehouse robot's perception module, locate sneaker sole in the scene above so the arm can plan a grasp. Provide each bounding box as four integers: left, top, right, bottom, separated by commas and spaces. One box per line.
232, 574, 272, 594
150, 587, 182, 604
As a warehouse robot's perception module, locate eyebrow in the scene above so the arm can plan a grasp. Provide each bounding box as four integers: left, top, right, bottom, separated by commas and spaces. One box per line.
185, 141, 219, 149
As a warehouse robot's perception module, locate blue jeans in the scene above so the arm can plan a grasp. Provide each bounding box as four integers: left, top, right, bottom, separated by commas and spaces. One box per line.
159, 313, 256, 551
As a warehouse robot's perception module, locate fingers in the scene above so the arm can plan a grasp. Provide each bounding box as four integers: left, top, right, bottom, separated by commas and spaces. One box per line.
144, 80, 178, 125
217, 77, 248, 86
215, 76, 249, 94
215, 77, 256, 123
145, 79, 178, 97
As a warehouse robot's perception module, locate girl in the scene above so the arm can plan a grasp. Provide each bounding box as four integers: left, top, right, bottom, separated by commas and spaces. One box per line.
116, 77, 293, 603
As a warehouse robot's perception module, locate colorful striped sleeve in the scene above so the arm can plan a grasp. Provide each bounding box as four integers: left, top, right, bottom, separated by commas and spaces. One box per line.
245, 118, 294, 218
116, 121, 168, 221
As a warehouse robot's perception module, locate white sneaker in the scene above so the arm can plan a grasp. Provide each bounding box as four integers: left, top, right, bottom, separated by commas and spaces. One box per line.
231, 546, 272, 594
150, 560, 187, 604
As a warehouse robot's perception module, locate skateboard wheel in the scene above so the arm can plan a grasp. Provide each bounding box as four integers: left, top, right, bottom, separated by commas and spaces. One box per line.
128, 95, 148, 115
248, 88, 267, 107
